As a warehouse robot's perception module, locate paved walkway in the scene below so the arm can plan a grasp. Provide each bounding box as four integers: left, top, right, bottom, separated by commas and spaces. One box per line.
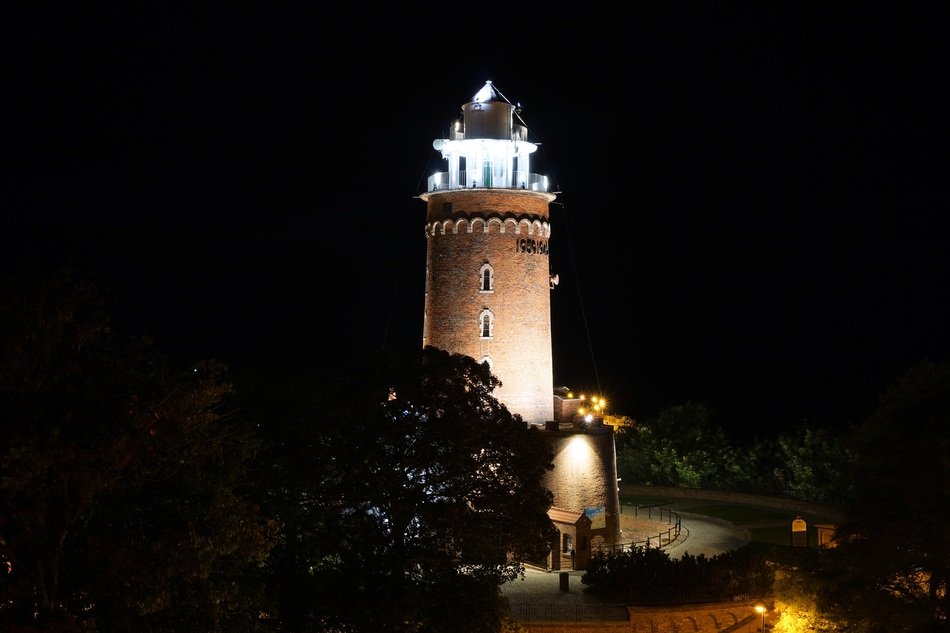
664, 504, 752, 559
500, 501, 751, 611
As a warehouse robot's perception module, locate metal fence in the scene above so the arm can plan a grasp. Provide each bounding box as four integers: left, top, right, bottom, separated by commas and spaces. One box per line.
597, 505, 684, 555
511, 602, 629, 622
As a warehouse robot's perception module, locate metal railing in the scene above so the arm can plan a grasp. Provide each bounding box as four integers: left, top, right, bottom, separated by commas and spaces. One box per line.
512, 602, 629, 622
596, 505, 684, 555
425, 170, 552, 193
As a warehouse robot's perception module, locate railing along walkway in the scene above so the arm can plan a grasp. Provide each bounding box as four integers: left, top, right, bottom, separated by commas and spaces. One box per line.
512, 602, 630, 622
597, 504, 684, 555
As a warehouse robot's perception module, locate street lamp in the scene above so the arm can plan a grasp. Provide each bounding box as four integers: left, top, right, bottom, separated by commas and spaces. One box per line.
754, 603, 766, 630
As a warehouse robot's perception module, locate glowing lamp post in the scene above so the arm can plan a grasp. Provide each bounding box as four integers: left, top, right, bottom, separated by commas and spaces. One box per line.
754, 603, 766, 630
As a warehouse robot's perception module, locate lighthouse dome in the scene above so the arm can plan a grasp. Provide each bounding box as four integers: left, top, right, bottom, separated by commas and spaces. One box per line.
460, 80, 516, 140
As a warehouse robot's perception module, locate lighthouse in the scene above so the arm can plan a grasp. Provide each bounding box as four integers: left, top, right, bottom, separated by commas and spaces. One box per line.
418, 82, 622, 563
419, 80, 555, 426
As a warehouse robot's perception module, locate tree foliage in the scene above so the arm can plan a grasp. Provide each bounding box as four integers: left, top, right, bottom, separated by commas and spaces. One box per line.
811, 360, 950, 631
581, 544, 773, 605
769, 549, 843, 633
616, 401, 856, 506
0, 268, 277, 632
616, 402, 742, 490
252, 346, 558, 633
744, 423, 855, 505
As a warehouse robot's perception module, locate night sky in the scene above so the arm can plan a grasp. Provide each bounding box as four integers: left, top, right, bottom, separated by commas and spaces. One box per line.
5, 5, 948, 440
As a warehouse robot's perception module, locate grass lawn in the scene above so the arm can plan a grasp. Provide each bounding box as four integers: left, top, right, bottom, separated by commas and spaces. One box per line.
677, 505, 787, 523
746, 525, 803, 547
619, 495, 668, 506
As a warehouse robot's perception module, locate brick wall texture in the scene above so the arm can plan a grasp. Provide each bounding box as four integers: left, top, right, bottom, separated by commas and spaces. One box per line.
423, 189, 554, 424
519, 602, 762, 633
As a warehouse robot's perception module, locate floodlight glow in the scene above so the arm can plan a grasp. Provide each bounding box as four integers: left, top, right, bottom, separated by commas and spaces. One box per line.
566, 436, 594, 467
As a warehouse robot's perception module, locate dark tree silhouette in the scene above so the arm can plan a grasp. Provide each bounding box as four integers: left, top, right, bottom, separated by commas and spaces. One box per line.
0, 268, 277, 632
581, 544, 772, 605
815, 360, 950, 631
252, 346, 557, 633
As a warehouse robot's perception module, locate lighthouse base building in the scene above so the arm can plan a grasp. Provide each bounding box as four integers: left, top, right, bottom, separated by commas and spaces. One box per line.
418, 82, 621, 569
542, 394, 622, 570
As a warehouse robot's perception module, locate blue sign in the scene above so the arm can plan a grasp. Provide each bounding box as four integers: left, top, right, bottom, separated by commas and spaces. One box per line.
584, 506, 605, 519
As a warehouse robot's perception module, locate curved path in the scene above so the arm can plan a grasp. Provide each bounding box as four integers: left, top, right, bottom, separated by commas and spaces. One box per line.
501, 503, 750, 608
664, 508, 751, 559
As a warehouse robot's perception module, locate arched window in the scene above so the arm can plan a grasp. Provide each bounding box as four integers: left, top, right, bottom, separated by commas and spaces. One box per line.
479, 310, 493, 339
479, 263, 494, 292
480, 355, 493, 372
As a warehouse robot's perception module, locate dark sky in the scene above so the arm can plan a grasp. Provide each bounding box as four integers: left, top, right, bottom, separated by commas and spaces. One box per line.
5, 5, 949, 439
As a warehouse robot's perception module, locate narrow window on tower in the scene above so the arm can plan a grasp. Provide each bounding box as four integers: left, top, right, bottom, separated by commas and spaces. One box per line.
479, 310, 493, 339
479, 263, 494, 292
480, 355, 493, 372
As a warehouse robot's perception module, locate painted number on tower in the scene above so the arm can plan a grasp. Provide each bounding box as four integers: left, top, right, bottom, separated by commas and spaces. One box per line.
515, 238, 549, 255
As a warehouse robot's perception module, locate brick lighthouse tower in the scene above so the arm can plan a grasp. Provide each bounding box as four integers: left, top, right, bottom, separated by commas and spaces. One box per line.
419, 80, 555, 426
418, 82, 622, 565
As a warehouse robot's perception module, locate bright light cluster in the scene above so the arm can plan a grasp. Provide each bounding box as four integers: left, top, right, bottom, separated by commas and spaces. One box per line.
576, 394, 607, 418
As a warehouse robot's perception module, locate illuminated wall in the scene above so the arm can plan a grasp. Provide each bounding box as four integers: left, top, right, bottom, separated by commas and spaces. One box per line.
421, 190, 554, 424
543, 426, 621, 546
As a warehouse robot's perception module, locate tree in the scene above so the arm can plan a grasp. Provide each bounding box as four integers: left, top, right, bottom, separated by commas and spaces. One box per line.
814, 360, 950, 631
769, 549, 842, 633
616, 401, 741, 489
0, 268, 277, 632
743, 423, 855, 505
581, 544, 773, 605
252, 346, 558, 632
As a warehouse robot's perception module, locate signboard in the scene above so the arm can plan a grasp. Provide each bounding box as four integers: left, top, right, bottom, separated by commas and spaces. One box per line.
584, 506, 605, 519
583, 506, 604, 529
